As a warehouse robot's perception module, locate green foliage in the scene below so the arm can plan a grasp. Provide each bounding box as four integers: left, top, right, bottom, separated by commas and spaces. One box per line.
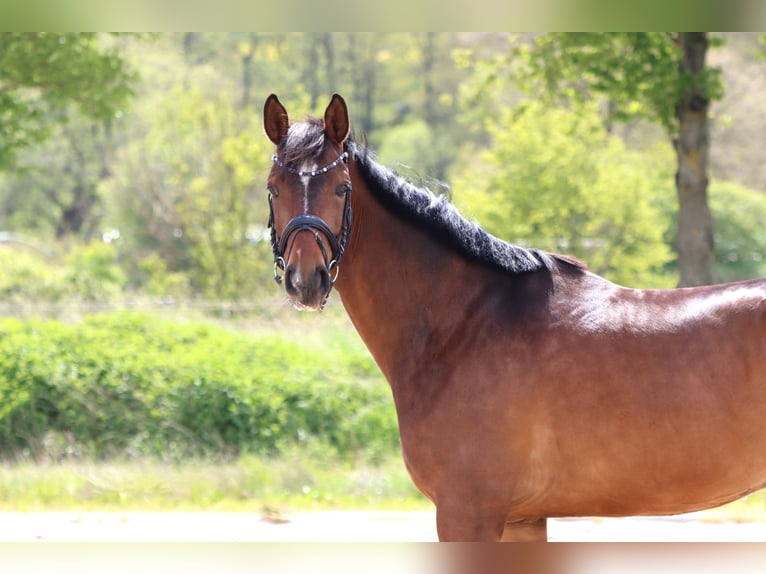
102, 78, 275, 299
465, 33, 732, 287
511, 33, 725, 134
0, 313, 398, 463
134, 253, 191, 298
0, 249, 68, 303
1, 33, 764, 298
0, 33, 136, 168
0, 116, 113, 240
652, 179, 766, 284
64, 242, 126, 301
453, 101, 675, 288
0, 242, 125, 305
378, 120, 438, 174
710, 181, 766, 282
377, 116, 460, 182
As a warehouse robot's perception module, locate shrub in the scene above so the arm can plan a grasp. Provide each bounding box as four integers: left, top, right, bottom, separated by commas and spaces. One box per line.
64, 242, 126, 301
0, 249, 69, 303
0, 242, 126, 306
0, 313, 398, 463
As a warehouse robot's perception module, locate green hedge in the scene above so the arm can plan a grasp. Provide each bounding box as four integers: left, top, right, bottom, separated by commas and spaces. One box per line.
0, 313, 398, 462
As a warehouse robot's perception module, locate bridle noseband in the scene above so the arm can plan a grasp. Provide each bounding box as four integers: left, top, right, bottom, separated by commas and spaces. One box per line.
267, 150, 353, 308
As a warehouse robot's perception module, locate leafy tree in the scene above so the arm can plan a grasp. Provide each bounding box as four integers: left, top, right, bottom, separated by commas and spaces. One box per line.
504, 32, 724, 286
453, 102, 675, 288
103, 83, 274, 299
0, 117, 113, 239
0, 33, 136, 169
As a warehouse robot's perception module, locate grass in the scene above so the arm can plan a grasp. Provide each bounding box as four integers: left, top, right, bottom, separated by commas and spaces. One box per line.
5, 303, 766, 524
6, 448, 766, 525
0, 448, 431, 514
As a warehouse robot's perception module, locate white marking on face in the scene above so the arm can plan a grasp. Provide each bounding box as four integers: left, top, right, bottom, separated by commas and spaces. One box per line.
299, 162, 316, 213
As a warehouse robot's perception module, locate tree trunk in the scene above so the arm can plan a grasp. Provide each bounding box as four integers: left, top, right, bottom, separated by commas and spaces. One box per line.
347, 33, 379, 134
321, 33, 336, 93
304, 34, 321, 110
674, 32, 714, 287
182, 33, 199, 62
240, 33, 257, 109
422, 32, 437, 126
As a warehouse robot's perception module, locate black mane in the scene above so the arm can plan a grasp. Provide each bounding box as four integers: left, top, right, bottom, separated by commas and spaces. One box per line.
279, 118, 583, 276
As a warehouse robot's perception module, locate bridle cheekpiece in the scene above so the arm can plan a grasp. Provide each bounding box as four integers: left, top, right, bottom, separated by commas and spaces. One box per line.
267, 150, 353, 309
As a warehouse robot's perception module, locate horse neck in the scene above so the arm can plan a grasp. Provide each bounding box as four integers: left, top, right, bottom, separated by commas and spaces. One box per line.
333, 164, 491, 388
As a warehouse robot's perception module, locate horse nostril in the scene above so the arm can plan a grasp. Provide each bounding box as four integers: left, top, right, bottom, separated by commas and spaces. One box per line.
316, 265, 331, 293
284, 266, 299, 295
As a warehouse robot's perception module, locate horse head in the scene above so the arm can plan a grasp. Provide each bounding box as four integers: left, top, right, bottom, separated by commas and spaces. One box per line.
263, 93, 352, 310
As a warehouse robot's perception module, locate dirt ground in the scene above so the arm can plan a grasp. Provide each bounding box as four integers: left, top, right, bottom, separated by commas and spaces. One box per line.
2, 511, 766, 542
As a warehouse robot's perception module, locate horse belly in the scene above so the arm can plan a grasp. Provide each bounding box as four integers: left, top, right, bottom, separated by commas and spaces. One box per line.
514, 316, 766, 518
540, 432, 766, 518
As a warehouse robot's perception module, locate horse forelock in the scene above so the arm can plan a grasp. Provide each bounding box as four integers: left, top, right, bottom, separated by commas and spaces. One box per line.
280, 118, 326, 165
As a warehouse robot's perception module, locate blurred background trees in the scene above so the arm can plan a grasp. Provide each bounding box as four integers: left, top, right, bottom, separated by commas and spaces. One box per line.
0, 33, 134, 169
498, 32, 721, 286
3, 32, 766, 307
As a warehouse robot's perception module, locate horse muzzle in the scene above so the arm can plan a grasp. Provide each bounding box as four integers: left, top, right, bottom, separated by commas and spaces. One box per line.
272, 214, 340, 311
283, 260, 333, 311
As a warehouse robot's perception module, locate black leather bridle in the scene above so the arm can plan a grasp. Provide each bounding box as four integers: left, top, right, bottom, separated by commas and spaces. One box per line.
267, 150, 353, 307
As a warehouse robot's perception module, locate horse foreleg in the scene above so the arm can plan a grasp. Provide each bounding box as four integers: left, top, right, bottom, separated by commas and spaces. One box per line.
435, 503, 506, 541
500, 518, 548, 542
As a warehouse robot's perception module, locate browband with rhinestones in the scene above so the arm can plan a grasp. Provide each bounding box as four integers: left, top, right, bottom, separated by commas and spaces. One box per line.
271, 152, 348, 177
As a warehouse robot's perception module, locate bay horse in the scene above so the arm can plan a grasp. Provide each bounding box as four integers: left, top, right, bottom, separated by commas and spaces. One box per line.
263, 93, 766, 541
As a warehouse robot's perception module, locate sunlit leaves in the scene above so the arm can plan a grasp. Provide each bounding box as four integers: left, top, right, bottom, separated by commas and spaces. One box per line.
105, 83, 273, 298
511, 33, 724, 135
453, 102, 676, 288
0, 33, 137, 167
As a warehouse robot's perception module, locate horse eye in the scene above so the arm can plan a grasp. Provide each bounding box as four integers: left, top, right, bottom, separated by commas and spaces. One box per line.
267, 184, 279, 198
335, 183, 351, 197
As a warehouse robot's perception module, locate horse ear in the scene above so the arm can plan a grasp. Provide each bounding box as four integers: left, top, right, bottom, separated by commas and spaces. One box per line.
324, 93, 350, 146
264, 94, 289, 145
